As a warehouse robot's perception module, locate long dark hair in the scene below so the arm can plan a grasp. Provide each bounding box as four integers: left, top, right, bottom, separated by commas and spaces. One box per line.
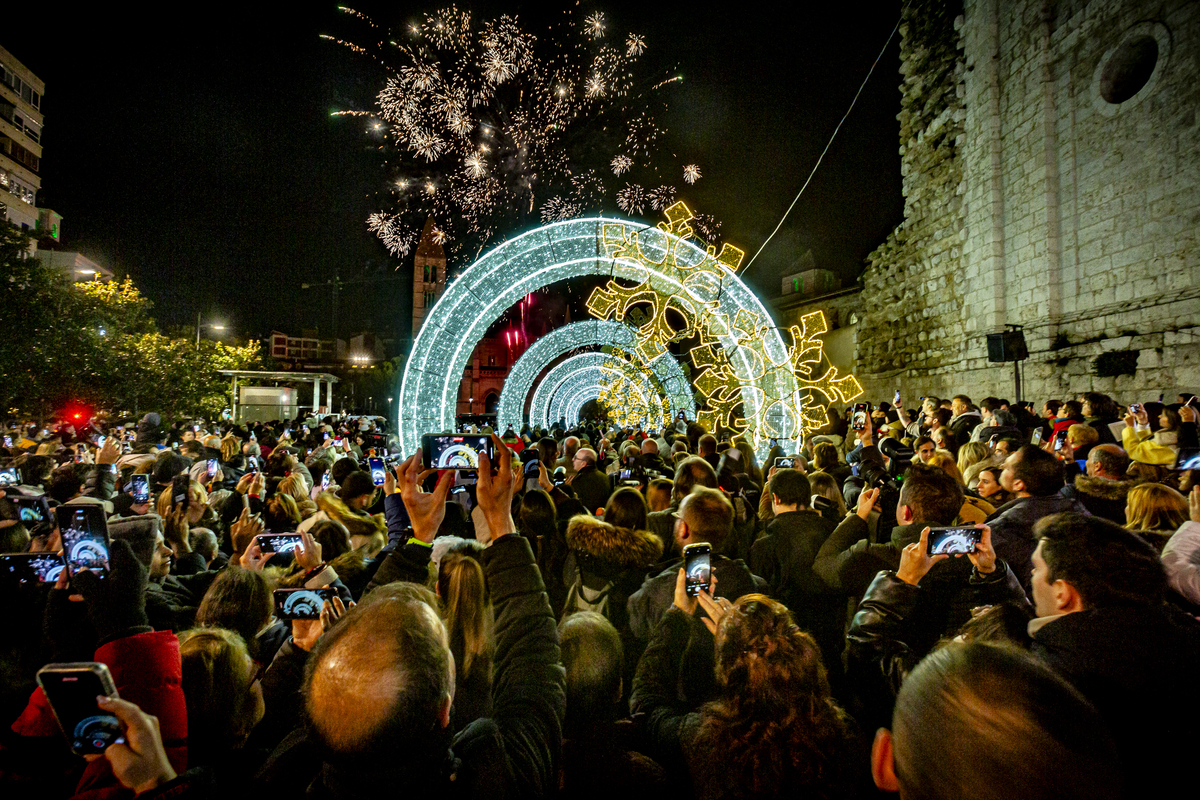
694, 594, 852, 798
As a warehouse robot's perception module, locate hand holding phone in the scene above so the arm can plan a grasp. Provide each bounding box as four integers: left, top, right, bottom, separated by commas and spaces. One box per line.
37, 663, 125, 756
683, 542, 712, 597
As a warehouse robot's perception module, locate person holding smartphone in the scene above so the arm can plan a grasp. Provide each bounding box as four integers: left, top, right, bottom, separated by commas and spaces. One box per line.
10, 536, 188, 796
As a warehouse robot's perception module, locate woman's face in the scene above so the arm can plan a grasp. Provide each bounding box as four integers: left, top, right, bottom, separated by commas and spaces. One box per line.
1159, 410, 1170, 429
1081, 400, 1093, 417
977, 470, 1002, 499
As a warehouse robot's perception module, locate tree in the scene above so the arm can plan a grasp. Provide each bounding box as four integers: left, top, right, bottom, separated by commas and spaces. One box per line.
0, 222, 262, 420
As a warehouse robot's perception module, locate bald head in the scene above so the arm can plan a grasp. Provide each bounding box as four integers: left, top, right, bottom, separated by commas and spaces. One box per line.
698, 434, 718, 456
575, 448, 597, 467
641, 438, 659, 455
563, 437, 580, 457
305, 583, 451, 759
1087, 444, 1129, 480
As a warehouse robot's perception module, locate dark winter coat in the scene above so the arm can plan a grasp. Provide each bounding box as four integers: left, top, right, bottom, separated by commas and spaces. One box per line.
985, 493, 1087, 594
1060, 474, 1138, 525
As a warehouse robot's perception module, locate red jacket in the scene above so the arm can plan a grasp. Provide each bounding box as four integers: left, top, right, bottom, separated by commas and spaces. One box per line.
11, 630, 187, 799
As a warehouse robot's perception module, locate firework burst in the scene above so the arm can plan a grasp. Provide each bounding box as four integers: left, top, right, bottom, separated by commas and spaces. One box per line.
683, 164, 701, 184
327, 5, 706, 258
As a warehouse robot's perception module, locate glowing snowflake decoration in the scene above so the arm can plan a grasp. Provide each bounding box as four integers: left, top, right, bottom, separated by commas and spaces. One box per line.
683, 164, 701, 184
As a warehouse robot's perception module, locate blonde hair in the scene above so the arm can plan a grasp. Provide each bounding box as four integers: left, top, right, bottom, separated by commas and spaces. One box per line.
956, 442, 990, 477
220, 434, 241, 464
927, 450, 965, 486
156, 480, 208, 518
278, 473, 317, 519
437, 548, 494, 680
1125, 483, 1187, 533
1067, 423, 1099, 448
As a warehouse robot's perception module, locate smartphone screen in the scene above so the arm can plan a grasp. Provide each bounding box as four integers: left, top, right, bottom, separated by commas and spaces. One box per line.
11, 495, 52, 528
0, 553, 65, 586
1031, 428, 1043, 445
774, 457, 795, 469
274, 587, 336, 620
851, 403, 869, 431
257, 533, 303, 554
0, 466, 20, 487
206, 458, 218, 478
421, 434, 496, 471
2, 435, 11, 448
1129, 403, 1143, 414
683, 543, 712, 597
56, 505, 111, 580
36, 663, 125, 756
127, 474, 150, 505
926, 526, 980, 555
1053, 430, 1068, 452
368, 457, 386, 486
321, 471, 331, 490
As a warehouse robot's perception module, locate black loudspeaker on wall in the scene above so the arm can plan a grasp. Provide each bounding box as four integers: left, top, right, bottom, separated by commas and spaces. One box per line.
986, 330, 1028, 362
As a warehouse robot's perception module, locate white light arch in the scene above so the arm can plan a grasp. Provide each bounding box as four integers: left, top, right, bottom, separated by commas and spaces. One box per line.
497, 319, 694, 431
397, 217, 798, 460
530, 352, 662, 429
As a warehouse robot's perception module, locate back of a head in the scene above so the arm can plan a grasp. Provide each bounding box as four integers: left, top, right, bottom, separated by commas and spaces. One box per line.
558, 611, 623, 735
698, 433, 718, 455
769, 468, 811, 507
681, 485, 733, 546
1124, 482, 1187, 532
538, 437, 557, 466
305, 582, 450, 764
1035, 512, 1167, 607
713, 594, 828, 705
518, 488, 557, 533
1088, 444, 1129, 478
330, 457, 360, 486
898, 462, 964, 525
673, 456, 718, 503
604, 486, 648, 530
892, 642, 1120, 800
178, 627, 258, 760
812, 442, 839, 471
437, 547, 492, 680
338, 470, 376, 503
195, 567, 273, 656
1011, 445, 1064, 497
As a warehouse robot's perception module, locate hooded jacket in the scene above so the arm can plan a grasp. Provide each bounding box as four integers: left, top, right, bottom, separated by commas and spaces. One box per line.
562, 516, 662, 635
1121, 425, 1178, 466
1060, 474, 1138, 524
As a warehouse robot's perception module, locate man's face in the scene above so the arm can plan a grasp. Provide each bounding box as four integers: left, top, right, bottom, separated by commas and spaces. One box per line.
1030, 540, 1062, 618
951, 398, 965, 417
150, 531, 172, 580
994, 440, 1013, 458
917, 442, 936, 463
181, 430, 195, 443
999, 452, 1021, 494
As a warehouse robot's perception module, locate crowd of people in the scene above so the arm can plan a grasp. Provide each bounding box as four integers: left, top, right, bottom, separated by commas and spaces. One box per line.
0, 389, 1197, 799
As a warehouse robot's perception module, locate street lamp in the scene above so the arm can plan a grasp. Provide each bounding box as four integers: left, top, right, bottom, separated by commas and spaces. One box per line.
196, 312, 226, 347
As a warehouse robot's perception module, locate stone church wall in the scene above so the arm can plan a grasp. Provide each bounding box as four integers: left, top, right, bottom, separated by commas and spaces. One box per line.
855, 0, 1199, 405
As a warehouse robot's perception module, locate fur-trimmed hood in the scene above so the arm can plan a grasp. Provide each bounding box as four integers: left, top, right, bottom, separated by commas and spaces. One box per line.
1073, 474, 1139, 501
565, 515, 663, 569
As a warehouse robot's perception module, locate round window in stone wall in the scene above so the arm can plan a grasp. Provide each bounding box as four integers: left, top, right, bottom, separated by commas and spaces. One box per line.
1092, 22, 1171, 117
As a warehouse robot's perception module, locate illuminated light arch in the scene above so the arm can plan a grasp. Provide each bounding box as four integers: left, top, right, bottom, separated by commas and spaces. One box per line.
529, 352, 661, 429
496, 319, 694, 432
397, 213, 862, 460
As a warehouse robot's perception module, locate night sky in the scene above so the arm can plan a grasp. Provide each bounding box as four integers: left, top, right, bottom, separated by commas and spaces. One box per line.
10, 2, 903, 346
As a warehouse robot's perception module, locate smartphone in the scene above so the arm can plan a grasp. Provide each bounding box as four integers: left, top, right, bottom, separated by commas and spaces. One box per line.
988, 434, 999, 447
368, 457, 386, 487
324, 431, 331, 440
421, 434, 496, 471
926, 526, 981, 555
851, 403, 869, 432
1053, 430, 1068, 452
1129, 403, 1142, 414
97, 436, 106, 449
273, 587, 337, 620
683, 542, 712, 597
193, 425, 200, 433
257, 533, 304, 554
11, 494, 51, 525
321, 471, 331, 490
2, 435, 11, 448
56, 505, 111, 580
247, 455, 260, 471
893, 388, 901, 405
0, 553, 65, 586
773, 456, 795, 469
0, 466, 20, 487
206, 458, 218, 478
171, 474, 190, 512
1174, 448, 1200, 471
127, 474, 150, 505
36, 663, 125, 756
1031, 428, 1043, 445
619, 468, 632, 481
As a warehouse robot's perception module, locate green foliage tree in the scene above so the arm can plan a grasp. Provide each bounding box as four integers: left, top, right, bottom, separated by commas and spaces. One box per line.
0, 223, 261, 419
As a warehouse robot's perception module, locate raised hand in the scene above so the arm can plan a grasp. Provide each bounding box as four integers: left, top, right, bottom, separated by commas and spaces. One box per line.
398, 450, 452, 543
896, 527, 949, 586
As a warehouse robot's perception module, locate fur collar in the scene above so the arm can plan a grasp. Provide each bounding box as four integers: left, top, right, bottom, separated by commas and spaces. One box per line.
565, 515, 663, 568
1073, 474, 1139, 500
